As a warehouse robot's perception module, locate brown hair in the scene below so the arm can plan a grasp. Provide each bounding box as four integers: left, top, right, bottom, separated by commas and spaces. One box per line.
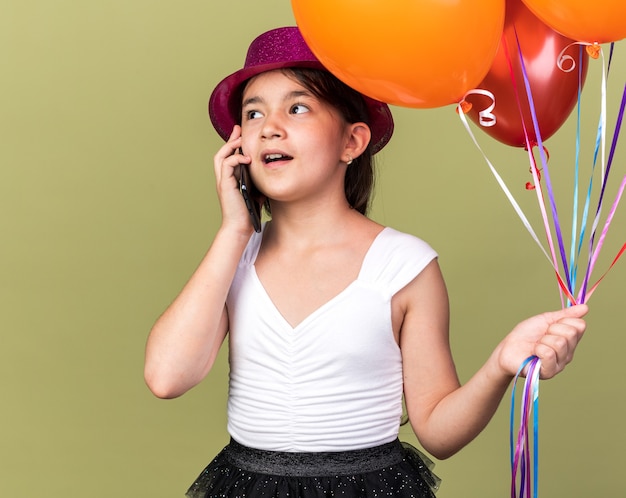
238, 68, 376, 215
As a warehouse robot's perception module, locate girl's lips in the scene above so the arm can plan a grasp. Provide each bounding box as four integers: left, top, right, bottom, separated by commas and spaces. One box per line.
261, 151, 293, 166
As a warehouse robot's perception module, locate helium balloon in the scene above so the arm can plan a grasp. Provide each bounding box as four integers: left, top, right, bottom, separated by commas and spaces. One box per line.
291, 0, 505, 108
466, 0, 589, 147
522, 0, 626, 43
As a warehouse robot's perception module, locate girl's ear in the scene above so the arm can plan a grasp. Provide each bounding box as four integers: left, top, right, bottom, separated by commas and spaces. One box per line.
343, 122, 371, 163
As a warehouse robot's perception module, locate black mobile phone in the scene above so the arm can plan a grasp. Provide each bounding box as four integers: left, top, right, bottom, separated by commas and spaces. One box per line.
239, 162, 262, 233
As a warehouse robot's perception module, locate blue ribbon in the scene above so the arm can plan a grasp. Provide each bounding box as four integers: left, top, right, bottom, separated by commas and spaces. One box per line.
510, 356, 541, 498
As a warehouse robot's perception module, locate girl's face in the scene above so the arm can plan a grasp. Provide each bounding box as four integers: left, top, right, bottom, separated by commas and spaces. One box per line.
240, 70, 354, 207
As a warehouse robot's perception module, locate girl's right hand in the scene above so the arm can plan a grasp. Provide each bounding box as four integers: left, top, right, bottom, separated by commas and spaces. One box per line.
214, 126, 254, 235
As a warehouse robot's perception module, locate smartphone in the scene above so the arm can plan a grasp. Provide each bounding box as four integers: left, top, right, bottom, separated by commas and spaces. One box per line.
239, 162, 262, 233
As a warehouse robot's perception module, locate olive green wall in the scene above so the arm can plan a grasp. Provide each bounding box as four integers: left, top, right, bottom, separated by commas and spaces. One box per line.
2, 1, 624, 496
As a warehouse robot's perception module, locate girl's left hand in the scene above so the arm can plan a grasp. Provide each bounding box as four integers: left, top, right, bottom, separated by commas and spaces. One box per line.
496, 304, 588, 379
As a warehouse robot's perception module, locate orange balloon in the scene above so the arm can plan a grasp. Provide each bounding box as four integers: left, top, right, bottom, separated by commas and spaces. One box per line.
521, 0, 626, 43
466, 0, 589, 147
291, 0, 505, 108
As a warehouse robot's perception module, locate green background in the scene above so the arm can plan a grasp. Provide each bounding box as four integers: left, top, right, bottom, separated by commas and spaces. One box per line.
2, 1, 625, 496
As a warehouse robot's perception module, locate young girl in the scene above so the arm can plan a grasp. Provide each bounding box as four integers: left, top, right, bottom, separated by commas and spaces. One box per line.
144, 26, 588, 498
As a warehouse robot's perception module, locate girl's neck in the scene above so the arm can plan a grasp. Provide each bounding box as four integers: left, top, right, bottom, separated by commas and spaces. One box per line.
264, 200, 368, 248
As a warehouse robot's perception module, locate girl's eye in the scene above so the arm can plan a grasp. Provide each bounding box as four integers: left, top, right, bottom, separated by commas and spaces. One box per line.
245, 110, 263, 120
291, 104, 309, 115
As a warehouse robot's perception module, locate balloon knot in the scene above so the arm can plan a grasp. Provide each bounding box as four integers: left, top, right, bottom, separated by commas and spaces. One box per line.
586, 43, 601, 59
524, 141, 538, 152
526, 163, 542, 191
456, 100, 472, 114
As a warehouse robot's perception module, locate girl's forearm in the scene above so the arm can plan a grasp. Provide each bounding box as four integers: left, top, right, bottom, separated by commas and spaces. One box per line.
411, 351, 513, 459
144, 226, 251, 398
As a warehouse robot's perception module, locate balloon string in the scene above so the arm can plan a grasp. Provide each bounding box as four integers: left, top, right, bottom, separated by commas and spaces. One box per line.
456, 108, 549, 262
585, 240, 626, 301
460, 37, 622, 498
568, 45, 585, 293
578, 62, 623, 302
513, 27, 572, 295
556, 42, 608, 296
455, 106, 577, 304
590, 173, 626, 274
607, 42, 615, 76
583, 75, 624, 291
501, 33, 566, 306
571, 43, 618, 298
510, 356, 541, 498
580, 83, 626, 301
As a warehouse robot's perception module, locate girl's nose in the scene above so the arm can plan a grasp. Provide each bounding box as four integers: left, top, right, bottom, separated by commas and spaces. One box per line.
260, 113, 285, 140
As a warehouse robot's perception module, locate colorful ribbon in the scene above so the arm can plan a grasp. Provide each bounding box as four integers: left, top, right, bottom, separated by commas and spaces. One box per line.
459, 41, 626, 306
510, 356, 541, 498
457, 38, 625, 498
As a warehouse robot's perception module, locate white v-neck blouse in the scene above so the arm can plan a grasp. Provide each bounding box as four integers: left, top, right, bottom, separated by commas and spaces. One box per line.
225, 225, 438, 452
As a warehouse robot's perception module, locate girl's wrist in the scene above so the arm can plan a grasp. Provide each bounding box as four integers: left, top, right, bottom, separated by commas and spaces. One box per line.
215, 228, 253, 251
485, 344, 516, 386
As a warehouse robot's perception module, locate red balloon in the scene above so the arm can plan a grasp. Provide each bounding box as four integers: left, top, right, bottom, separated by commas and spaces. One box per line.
465, 0, 588, 148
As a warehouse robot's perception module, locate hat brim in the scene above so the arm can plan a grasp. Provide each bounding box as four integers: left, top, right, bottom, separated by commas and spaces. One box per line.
208, 62, 394, 154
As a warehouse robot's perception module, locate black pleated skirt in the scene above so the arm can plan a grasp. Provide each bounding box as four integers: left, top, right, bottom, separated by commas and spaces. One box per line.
186, 438, 440, 497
